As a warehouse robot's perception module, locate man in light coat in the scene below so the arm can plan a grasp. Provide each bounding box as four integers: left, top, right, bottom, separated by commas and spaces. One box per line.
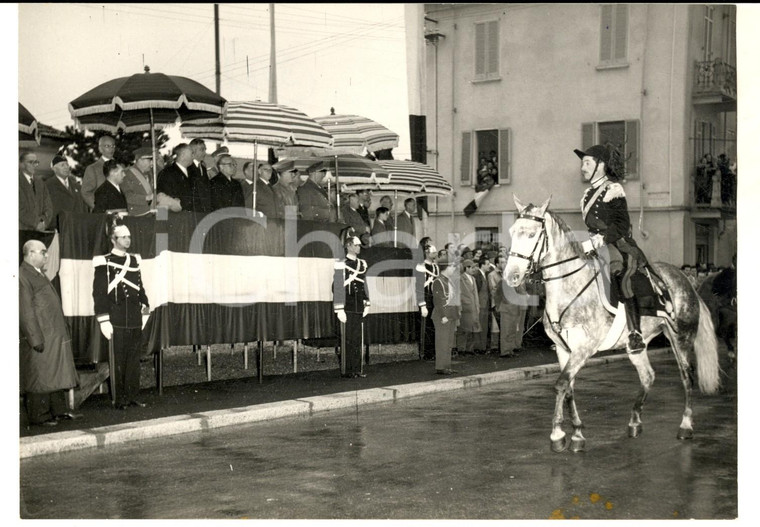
81, 135, 116, 210
19, 240, 80, 426
122, 146, 154, 215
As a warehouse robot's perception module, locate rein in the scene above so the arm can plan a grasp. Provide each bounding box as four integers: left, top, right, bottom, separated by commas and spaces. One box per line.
513, 210, 600, 342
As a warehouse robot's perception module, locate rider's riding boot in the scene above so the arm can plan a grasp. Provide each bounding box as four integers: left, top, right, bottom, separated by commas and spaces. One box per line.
623, 297, 646, 353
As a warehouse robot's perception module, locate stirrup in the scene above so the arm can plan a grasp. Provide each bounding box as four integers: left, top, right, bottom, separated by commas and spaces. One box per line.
627, 331, 645, 354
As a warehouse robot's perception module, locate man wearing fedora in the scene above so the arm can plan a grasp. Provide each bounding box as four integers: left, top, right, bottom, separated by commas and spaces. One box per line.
45, 154, 88, 229
122, 146, 154, 215
575, 144, 648, 353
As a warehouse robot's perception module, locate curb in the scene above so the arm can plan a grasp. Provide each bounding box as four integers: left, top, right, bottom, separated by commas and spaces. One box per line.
20, 349, 669, 459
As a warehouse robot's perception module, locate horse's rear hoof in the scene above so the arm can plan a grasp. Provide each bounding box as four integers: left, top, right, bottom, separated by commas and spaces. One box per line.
551, 436, 570, 453
570, 438, 586, 453
677, 428, 694, 440
628, 423, 643, 438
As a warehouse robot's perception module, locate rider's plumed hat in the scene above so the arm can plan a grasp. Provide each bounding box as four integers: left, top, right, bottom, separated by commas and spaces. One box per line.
573, 144, 610, 165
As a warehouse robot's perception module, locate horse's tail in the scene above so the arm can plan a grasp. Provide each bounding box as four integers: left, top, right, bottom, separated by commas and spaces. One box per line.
694, 295, 721, 394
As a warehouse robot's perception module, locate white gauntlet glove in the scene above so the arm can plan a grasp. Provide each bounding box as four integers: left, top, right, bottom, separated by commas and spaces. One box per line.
421, 306, 429, 318
363, 305, 370, 318
336, 309, 347, 324
99, 321, 114, 340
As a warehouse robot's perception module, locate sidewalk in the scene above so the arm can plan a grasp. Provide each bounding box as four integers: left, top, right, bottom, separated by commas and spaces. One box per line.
19, 347, 670, 459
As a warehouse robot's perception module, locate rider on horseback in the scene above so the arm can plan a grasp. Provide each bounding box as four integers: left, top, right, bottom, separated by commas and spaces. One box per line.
575, 144, 647, 353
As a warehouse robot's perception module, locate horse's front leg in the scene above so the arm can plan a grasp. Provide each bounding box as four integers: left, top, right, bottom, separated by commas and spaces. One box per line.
566, 380, 586, 452
550, 331, 592, 452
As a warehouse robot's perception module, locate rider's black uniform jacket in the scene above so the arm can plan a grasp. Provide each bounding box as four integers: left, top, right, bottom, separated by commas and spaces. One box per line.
581, 181, 632, 246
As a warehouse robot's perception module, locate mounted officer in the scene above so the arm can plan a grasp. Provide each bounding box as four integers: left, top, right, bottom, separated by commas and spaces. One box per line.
575, 144, 648, 353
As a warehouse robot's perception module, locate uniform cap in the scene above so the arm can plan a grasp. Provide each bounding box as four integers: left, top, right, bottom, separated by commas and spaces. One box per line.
574, 145, 610, 165
132, 146, 154, 159
50, 155, 68, 167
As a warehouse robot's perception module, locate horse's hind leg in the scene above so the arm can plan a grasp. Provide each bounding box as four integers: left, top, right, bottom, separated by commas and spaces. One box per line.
666, 327, 696, 439
627, 350, 655, 437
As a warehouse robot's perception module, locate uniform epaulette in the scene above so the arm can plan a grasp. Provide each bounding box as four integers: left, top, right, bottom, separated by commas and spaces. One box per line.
415, 262, 426, 273
334, 261, 346, 270
603, 182, 626, 202
93, 255, 107, 267
133, 254, 142, 264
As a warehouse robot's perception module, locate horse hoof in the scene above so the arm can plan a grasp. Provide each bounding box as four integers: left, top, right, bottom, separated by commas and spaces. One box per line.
550, 436, 570, 453
677, 428, 694, 440
628, 423, 643, 438
570, 437, 586, 453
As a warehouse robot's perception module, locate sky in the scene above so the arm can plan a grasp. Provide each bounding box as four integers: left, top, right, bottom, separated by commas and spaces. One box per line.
15, 3, 411, 159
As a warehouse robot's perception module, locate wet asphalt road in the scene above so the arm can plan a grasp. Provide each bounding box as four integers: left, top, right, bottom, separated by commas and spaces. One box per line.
19, 354, 737, 519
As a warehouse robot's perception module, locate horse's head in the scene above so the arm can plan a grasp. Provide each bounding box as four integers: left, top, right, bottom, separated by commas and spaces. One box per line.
504, 195, 551, 287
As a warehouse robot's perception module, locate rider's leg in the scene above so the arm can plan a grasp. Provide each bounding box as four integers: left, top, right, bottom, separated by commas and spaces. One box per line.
618, 256, 645, 353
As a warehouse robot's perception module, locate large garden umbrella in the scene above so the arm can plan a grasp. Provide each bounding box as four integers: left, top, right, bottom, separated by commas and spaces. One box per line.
69, 66, 227, 198
19, 103, 40, 144
180, 101, 333, 214
339, 160, 453, 247
313, 109, 399, 154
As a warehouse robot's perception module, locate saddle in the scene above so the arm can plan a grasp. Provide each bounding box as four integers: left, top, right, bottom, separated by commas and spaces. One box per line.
592, 260, 676, 351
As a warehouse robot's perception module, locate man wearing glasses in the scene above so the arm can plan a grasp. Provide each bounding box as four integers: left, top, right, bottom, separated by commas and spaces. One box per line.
210, 154, 245, 211
81, 135, 117, 210
19, 151, 53, 232
92, 219, 150, 410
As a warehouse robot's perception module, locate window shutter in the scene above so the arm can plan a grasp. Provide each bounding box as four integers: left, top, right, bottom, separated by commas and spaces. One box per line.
581, 122, 595, 151
624, 120, 639, 180
694, 120, 702, 162
475, 23, 486, 76
600, 5, 613, 62
461, 131, 472, 186
614, 5, 628, 60
498, 128, 511, 184
487, 21, 499, 76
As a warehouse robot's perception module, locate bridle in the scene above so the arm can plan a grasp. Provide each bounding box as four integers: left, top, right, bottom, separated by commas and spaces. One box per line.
508, 210, 601, 340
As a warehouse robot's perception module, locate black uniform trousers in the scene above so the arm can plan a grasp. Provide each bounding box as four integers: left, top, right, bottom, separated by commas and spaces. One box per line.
112, 326, 142, 406
418, 301, 436, 360
341, 311, 365, 376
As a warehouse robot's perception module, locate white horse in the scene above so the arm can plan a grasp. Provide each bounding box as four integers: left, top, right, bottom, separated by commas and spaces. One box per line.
504, 196, 720, 452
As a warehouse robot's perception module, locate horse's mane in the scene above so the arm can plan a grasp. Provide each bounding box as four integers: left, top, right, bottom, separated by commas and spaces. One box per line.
525, 204, 590, 261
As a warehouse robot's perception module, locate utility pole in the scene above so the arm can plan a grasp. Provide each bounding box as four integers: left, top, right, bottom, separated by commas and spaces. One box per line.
269, 3, 277, 103
214, 4, 221, 96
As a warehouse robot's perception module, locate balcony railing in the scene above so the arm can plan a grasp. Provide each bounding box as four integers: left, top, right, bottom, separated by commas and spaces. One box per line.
694, 59, 737, 102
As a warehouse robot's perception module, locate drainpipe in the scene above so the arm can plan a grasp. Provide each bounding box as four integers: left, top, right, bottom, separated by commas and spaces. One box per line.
638, 4, 650, 239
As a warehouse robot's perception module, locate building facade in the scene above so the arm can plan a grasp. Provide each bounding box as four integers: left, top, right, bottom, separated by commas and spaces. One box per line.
406, 3, 736, 267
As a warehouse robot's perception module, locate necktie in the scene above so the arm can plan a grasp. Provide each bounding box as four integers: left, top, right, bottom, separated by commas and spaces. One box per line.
30, 177, 36, 194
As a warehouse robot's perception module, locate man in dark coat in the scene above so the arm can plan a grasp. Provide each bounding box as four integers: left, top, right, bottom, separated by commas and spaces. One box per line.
712, 254, 737, 354
341, 193, 371, 245
19, 151, 54, 231
333, 234, 371, 378
241, 162, 279, 218
415, 240, 438, 360
45, 155, 88, 228
575, 144, 648, 353
81, 135, 116, 210
395, 197, 418, 248
209, 154, 245, 211
19, 240, 79, 426
93, 160, 128, 213
156, 143, 194, 212
92, 221, 150, 409
188, 138, 213, 213
432, 255, 460, 374
298, 167, 334, 222
370, 206, 392, 247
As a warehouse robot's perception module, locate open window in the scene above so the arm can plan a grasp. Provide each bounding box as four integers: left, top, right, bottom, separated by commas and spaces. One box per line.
580, 120, 639, 180
461, 128, 511, 187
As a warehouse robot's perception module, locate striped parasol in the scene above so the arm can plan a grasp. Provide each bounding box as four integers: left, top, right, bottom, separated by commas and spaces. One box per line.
340, 160, 452, 197
307, 153, 390, 185
181, 100, 333, 148
19, 103, 41, 144
313, 111, 399, 154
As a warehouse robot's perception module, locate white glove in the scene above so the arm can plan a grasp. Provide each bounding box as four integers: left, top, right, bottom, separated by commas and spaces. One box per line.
441, 316, 449, 325
99, 321, 114, 340
363, 305, 370, 318
421, 306, 429, 318
337, 310, 347, 324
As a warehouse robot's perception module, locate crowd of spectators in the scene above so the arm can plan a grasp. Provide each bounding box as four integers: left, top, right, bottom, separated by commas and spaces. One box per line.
695, 152, 737, 206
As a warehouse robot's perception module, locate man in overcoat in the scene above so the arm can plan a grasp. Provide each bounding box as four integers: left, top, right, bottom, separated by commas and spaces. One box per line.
121, 147, 154, 215
81, 135, 116, 210
93, 160, 128, 213
19, 151, 53, 231
19, 240, 79, 426
432, 255, 460, 374
45, 155, 88, 228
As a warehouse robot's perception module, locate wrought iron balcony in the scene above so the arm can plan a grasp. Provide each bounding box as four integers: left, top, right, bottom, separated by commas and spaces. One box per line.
693, 59, 737, 109
691, 166, 736, 217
